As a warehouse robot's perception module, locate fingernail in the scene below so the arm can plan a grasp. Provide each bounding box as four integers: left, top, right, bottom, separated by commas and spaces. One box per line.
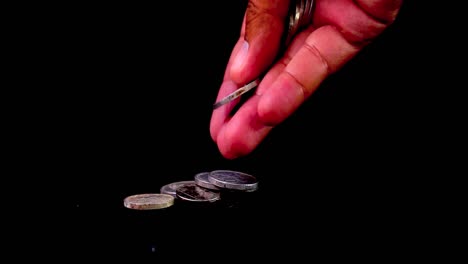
231, 40, 249, 75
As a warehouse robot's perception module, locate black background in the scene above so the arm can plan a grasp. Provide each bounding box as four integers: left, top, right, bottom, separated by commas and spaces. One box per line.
22, 1, 449, 261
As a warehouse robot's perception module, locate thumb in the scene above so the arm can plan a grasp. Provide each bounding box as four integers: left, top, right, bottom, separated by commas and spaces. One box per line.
230, 0, 290, 84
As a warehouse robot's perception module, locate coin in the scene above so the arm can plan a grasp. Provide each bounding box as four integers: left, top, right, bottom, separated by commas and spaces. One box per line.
304, 0, 315, 27
208, 170, 259, 192
286, 0, 302, 46
194, 172, 220, 191
176, 182, 220, 202
160, 180, 195, 197
123, 193, 174, 210
213, 78, 260, 110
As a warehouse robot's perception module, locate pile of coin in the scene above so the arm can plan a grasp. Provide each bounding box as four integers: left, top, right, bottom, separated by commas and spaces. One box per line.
123, 170, 258, 210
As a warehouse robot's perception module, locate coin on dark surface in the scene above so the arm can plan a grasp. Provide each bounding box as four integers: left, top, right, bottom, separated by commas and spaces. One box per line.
194, 172, 220, 191
123, 193, 174, 210
208, 170, 258, 192
160, 180, 195, 197
176, 182, 220, 202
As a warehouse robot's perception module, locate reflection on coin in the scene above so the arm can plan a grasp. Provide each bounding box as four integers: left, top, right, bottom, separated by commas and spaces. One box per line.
160, 180, 195, 197
208, 170, 258, 192
176, 182, 220, 202
212, 78, 260, 110
285, 0, 314, 46
123, 193, 174, 210
194, 172, 220, 191
212, 1, 315, 111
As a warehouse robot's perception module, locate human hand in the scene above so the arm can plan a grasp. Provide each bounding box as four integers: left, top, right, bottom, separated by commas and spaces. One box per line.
210, 0, 403, 159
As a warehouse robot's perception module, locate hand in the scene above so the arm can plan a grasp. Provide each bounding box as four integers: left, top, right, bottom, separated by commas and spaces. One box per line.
210, 0, 403, 159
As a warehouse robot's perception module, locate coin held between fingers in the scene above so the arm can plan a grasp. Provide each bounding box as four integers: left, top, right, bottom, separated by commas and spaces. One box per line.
213, 78, 260, 110
212, 1, 315, 111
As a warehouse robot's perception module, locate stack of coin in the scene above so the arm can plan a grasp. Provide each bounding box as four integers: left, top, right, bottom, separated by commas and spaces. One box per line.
208, 170, 258, 192
285, 0, 315, 46
163, 170, 258, 205
124, 170, 258, 210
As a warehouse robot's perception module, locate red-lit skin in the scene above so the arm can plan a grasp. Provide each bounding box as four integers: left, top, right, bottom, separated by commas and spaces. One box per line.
210, 0, 403, 159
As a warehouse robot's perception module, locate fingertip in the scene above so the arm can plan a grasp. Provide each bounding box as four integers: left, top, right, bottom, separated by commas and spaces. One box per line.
209, 119, 218, 144
216, 125, 250, 160
230, 13, 286, 85
258, 74, 304, 126
210, 80, 240, 144
258, 93, 286, 127
257, 93, 277, 126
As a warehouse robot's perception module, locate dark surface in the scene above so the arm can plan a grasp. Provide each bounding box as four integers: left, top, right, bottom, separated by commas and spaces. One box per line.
32, 1, 443, 260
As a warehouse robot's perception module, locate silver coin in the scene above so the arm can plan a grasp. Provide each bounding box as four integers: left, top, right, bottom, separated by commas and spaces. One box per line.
299, 0, 307, 28
288, 0, 314, 45
176, 182, 221, 202
194, 172, 220, 191
160, 180, 195, 197
298, 0, 314, 29
213, 78, 260, 110
208, 170, 258, 192
123, 193, 174, 210
305, 0, 315, 26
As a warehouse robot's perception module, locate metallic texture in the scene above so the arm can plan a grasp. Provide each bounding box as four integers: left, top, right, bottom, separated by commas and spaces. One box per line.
194, 172, 221, 191
160, 180, 196, 197
208, 170, 258, 192
123, 193, 174, 210
176, 182, 221, 202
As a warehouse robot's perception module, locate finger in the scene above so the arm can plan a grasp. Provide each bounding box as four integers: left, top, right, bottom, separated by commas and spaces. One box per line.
210, 80, 245, 144
354, 0, 403, 23
230, 0, 290, 85
210, 2, 285, 143
256, 26, 316, 96
216, 94, 272, 159
211, 1, 293, 153
313, 0, 402, 47
212, 24, 366, 158
258, 0, 403, 100
213, 0, 404, 158
258, 25, 360, 126
210, 37, 248, 143
212, 27, 314, 159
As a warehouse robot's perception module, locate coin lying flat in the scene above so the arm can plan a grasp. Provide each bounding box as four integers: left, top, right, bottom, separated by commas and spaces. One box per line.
194, 172, 220, 191
160, 180, 195, 197
123, 193, 174, 210
176, 182, 220, 202
208, 170, 258, 192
